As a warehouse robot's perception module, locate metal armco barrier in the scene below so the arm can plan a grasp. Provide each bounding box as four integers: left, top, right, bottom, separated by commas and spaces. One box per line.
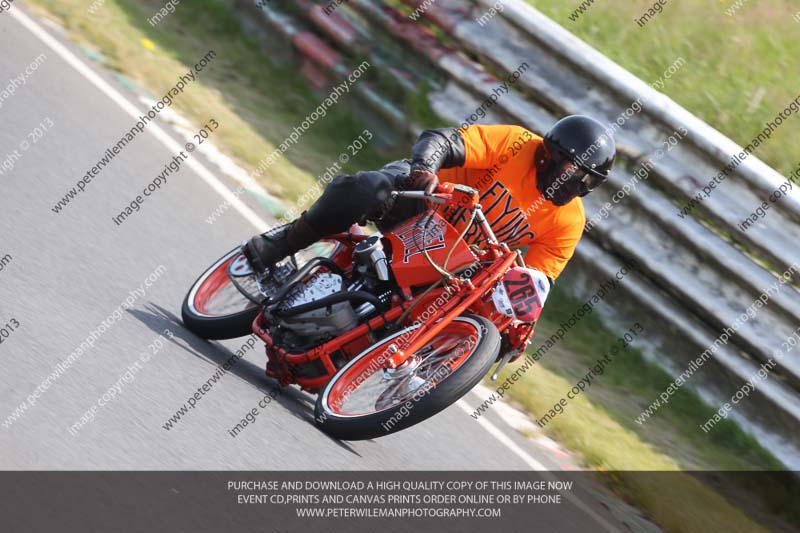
237, 0, 800, 468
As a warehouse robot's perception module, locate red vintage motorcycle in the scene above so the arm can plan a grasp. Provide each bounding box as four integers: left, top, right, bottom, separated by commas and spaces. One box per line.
182, 183, 547, 440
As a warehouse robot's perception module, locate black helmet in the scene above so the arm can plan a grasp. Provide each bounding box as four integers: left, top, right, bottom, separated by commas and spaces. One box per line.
536, 115, 616, 206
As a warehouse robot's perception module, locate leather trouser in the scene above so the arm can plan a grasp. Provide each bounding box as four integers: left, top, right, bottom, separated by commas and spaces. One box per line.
303, 159, 427, 234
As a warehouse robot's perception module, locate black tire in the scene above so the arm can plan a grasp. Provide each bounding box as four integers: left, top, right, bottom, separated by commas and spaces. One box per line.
314, 314, 501, 440
181, 247, 260, 340
181, 299, 258, 340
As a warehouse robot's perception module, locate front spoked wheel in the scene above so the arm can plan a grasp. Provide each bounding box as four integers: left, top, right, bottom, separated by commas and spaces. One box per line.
314, 314, 500, 440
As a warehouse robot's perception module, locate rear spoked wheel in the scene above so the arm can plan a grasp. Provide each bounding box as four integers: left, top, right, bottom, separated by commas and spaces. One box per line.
181, 241, 341, 340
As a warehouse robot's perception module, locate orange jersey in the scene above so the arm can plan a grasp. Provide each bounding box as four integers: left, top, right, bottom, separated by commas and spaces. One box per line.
437, 125, 585, 280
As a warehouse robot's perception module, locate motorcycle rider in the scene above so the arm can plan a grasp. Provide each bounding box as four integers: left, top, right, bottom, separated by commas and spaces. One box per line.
245, 115, 615, 307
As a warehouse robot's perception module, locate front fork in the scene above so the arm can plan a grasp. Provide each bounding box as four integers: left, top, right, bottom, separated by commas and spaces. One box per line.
475, 206, 530, 380
382, 249, 519, 369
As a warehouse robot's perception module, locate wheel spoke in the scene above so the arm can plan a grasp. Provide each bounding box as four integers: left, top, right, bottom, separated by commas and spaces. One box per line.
325, 320, 481, 416
415, 334, 474, 377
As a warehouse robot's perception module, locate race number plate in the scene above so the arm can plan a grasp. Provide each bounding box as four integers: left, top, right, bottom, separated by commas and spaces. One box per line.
492, 267, 550, 322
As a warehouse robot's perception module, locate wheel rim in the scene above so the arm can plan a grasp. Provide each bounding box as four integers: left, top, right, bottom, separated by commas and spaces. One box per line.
188, 249, 259, 318
323, 318, 483, 417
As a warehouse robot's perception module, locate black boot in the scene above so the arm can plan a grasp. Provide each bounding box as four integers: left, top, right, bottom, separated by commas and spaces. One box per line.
243, 213, 322, 275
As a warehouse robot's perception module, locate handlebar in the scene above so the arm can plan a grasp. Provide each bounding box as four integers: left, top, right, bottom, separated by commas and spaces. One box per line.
391, 182, 480, 207
392, 181, 511, 256
391, 190, 445, 203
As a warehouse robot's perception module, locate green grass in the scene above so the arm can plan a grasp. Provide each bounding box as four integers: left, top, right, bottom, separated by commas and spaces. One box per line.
494, 284, 795, 531
528, 0, 800, 178
527, 287, 782, 469
29, 0, 393, 202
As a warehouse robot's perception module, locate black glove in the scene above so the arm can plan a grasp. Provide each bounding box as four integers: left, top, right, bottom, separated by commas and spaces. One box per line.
407, 169, 439, 195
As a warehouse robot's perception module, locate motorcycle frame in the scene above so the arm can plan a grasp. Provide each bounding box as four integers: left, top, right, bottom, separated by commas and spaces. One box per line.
251, 186, 534, 391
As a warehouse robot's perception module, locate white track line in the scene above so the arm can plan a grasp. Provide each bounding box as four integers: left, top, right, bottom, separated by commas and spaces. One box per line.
455, 399, 549, 471
9, 6, 268, 232
12, 10, 619, 529
456, 400, 619, 532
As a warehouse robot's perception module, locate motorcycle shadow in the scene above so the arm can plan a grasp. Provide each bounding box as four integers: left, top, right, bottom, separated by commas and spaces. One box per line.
127, 303, 363, 454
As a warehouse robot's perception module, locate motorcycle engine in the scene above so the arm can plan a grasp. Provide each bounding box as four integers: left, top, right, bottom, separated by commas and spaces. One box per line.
273, 272, 358, 351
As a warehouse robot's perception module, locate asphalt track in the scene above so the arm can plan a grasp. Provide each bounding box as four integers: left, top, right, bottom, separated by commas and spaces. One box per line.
0, 5, 642, 531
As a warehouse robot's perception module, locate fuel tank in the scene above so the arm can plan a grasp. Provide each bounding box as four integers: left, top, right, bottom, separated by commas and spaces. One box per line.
384, 211, 477, 289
